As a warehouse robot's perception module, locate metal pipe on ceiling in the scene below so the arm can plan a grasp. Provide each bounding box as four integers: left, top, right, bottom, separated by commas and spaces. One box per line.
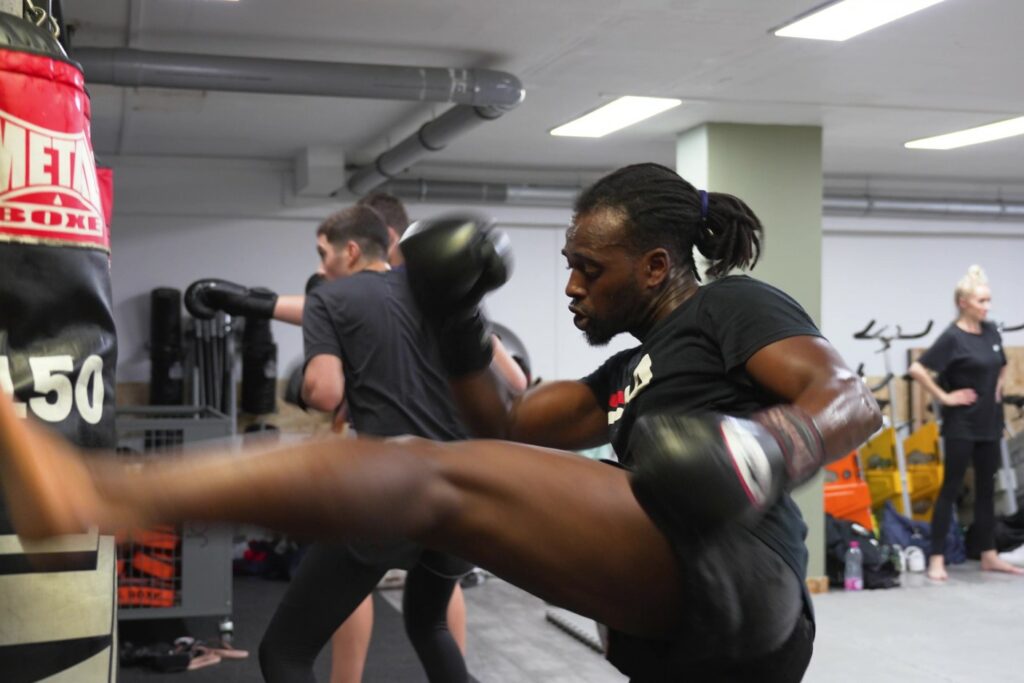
379, 178, 1024, 219
72, 47, 525, 195
73, 47, 524, 107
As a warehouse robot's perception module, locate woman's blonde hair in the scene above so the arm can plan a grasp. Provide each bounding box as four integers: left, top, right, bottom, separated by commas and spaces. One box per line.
954, 264, 988, 305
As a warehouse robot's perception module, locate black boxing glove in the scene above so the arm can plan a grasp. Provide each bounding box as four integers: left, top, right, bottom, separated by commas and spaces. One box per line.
627, 406, 824, 533
184, 278, 278, 320
400, 212, 513, 376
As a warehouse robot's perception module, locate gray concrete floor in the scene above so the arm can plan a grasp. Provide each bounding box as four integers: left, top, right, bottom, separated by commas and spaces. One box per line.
807, 562, 1024, 683
384, 563, 1024, 682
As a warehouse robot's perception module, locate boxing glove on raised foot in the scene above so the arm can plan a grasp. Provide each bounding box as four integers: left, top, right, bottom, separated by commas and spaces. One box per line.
628, 406, 824, 533
184, 278, 279, 320
400, 213, 513, 376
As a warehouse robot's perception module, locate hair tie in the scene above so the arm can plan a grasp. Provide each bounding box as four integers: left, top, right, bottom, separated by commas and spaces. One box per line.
698, 190, 709, 221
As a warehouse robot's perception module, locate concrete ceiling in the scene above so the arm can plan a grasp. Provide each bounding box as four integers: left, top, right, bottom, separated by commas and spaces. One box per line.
66, 0, 1024, 193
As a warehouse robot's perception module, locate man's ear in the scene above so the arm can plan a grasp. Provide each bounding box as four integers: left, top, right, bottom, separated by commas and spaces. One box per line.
642, 248, 671, 288
346, 240, 363, 265
387, 227, 401, 255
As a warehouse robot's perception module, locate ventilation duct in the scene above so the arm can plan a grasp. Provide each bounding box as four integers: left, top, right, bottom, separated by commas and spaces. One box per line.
72, 47, 525, 195
379, 178, 1024, 220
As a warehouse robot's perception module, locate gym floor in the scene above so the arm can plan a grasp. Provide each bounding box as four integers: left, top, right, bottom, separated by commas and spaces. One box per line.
120, 563, 1022, 682
439, 565, 1024, 683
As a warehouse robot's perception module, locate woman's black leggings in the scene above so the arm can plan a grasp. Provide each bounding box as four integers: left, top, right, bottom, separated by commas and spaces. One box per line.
930, 438, 1002, 556
258, 540, 470, 682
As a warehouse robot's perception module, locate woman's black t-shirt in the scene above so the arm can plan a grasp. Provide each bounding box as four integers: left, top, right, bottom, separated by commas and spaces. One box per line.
917, 322, 1006, 441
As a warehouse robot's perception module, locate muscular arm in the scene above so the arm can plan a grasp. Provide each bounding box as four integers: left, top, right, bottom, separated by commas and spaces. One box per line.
746, 336, 882, 466
450, 372, 608, 450
302, 354, 345, 413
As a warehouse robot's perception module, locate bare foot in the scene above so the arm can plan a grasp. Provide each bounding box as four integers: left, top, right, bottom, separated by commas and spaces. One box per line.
980, 552, 1024, 575
927, 556, 948, 581
0, 392, 130, 539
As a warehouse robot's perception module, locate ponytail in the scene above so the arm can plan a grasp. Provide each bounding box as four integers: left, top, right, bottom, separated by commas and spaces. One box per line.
694, 192, 763, 280
574, 163, 765, 282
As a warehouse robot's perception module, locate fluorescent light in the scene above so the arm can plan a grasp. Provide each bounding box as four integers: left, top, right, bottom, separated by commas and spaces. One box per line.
905, 116, 1024, 150
550, 96, 682, 138
774, 0, 946, 41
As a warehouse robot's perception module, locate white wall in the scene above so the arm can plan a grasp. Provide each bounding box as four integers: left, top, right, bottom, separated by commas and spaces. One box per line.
822, 215, 1024, 377
108, 157, 635, 384
108, 156, 1024, 387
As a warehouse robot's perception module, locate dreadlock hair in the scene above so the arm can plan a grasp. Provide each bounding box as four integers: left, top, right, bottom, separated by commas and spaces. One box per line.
573, 162, 763, 281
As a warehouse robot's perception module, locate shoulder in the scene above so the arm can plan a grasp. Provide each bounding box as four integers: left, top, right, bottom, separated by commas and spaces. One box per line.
700, 275, 793, 304
933, 324, 962, 344
982, 321, 1001, 338
699, 275, 813, 322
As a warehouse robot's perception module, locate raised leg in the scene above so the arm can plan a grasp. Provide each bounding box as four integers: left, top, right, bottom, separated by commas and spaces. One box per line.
0, 394, 682, 636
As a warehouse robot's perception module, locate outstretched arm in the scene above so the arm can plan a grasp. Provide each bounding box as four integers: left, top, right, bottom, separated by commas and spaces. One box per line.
274, 295, 306, 326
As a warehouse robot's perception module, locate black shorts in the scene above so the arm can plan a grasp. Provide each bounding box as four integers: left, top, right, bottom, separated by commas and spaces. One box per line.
605, 524, 810, 682
596, 457, 811, 681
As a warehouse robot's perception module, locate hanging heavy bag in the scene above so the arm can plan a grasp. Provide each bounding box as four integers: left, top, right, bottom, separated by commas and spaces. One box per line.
0, 9, 118, 683
0, 12, 116, 451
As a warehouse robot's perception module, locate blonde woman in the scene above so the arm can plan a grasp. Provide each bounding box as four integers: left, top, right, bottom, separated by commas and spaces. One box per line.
908, 266, 1023, 581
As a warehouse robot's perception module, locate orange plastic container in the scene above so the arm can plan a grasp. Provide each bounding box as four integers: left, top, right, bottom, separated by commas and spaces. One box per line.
825, 481, 875, 531
824, 451, 874, 531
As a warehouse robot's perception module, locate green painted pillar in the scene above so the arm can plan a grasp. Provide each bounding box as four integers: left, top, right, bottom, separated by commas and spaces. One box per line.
677, 123, 827, 582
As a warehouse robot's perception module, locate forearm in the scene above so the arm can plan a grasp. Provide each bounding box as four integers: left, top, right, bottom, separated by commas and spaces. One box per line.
450, 368, 518, 439
274, 295, 305, 326
907, 361, 948, 403
757, 373, 881, 484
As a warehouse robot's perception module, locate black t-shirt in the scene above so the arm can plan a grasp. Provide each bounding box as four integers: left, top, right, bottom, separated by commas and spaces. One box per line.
303, 269, 466, 441
917, 322, 1006, 441
581, 275, 822, 592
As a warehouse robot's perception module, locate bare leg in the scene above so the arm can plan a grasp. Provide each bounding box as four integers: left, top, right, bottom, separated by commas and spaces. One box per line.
0, 395, 682, 636
979, 549, 1024, 575
329, 596, 374, 683
449, 585, 467, 654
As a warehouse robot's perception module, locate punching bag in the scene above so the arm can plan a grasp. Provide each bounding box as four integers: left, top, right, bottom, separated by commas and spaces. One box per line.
0, 10, 118, 682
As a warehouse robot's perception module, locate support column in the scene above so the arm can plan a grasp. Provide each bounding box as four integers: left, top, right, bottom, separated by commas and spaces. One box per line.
677, 123, 828, 586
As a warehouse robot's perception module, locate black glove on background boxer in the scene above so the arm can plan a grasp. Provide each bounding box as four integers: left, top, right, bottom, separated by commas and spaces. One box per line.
185, 279, 278, 320
400, 212, 512, 376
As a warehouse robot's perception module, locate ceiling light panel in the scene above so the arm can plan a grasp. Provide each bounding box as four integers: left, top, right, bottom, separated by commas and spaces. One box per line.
774, 0, 946, 42
905, 116, 1024, 150
550, 96, 682, 138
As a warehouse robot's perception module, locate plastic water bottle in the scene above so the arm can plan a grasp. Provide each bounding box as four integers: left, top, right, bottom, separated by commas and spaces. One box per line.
844, 541, 864, 591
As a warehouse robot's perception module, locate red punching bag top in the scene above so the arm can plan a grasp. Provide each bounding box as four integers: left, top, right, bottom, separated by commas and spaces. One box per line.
0, 12, 107, 253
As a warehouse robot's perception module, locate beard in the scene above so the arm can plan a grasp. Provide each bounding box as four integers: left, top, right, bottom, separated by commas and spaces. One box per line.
579, 282, 647, 347
583, 319, 619, 346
